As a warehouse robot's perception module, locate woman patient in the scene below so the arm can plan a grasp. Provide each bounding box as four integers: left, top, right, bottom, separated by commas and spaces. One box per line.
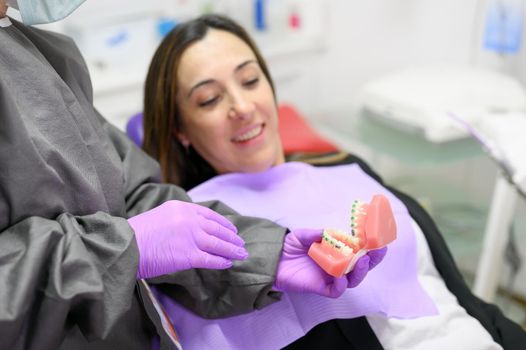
142, 14, 526, 350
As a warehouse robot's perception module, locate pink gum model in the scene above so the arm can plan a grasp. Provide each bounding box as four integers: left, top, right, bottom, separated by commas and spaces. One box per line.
308, 194, 397, 278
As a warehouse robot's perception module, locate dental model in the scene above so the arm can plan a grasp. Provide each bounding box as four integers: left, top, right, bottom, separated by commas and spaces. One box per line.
308, 194, 397, 277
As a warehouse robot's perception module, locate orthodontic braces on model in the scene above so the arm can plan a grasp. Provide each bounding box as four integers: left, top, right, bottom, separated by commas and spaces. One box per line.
308, 194, 398, 277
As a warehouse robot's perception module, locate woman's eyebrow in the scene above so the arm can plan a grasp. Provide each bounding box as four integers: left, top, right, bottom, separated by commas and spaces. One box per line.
235, 59, 257, 72
187, 79, 216, 98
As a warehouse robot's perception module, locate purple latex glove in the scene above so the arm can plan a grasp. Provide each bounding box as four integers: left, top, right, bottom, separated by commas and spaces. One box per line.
273, 229, 388, 297
273, 229, 348, 298
347, 247, 388, 288
128, 200, 248, 279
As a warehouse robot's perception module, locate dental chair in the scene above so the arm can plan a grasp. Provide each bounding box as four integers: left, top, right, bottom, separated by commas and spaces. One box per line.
126, 112, 144, 147
125, 104, 338, 156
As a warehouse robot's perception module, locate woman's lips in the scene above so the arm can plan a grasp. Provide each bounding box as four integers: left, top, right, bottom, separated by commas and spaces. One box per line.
231, 124, 264, 143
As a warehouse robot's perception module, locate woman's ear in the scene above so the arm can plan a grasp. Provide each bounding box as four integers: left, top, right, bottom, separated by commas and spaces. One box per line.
175, 130, 191, 147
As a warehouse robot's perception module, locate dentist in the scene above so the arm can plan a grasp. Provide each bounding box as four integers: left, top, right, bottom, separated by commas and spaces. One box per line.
0, 1, 278, 349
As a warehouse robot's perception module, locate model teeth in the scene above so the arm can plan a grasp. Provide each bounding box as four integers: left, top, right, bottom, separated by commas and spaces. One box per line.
233, 125, 262, 142
322, 230, 354, 256
349, 200, 366, 227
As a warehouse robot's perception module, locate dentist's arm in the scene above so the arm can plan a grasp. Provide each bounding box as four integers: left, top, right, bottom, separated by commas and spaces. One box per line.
103, 118, 287, 318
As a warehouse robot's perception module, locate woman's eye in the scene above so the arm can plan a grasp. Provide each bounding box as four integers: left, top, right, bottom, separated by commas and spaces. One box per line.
198, 96, 219, 107
243, 77, 259, 88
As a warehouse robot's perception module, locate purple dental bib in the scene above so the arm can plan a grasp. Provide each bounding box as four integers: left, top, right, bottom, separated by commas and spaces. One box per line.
157, 162, 437, 350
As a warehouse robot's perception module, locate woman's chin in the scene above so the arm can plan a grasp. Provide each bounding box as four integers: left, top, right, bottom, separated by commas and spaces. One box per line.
217, 149, 284, 174
237, 158, 278, 174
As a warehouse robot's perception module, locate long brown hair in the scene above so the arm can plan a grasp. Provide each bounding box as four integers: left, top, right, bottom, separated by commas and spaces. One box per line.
143, 14, 276, 190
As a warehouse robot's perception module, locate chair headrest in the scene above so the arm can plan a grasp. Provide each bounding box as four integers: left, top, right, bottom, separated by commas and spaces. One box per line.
126, 112, 144, 147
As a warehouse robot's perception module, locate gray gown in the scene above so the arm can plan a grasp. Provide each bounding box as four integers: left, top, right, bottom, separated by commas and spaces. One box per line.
0, 18, 286, 350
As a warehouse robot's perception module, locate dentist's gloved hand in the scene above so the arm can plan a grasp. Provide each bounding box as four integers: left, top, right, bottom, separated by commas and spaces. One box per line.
346, 247, 388, 288
273, 229, 387, 297
128, 200, 248, 279
273, 229, 348, 298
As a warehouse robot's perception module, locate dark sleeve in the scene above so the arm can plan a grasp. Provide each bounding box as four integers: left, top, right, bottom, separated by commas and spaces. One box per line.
102, 120, 288, 319
332, 152, 526, 349
0, 213, 138, 350
149, 201, 286, 319
0, 30, 140, 349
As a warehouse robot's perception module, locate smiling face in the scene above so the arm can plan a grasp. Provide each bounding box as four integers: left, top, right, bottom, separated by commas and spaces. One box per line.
175, 29, 285, 175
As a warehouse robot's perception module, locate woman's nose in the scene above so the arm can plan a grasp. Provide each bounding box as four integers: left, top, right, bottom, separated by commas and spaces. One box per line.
228, 91, 255, 119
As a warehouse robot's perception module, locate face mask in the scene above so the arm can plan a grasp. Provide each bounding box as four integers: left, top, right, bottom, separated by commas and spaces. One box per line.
7, 0, 86, 25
